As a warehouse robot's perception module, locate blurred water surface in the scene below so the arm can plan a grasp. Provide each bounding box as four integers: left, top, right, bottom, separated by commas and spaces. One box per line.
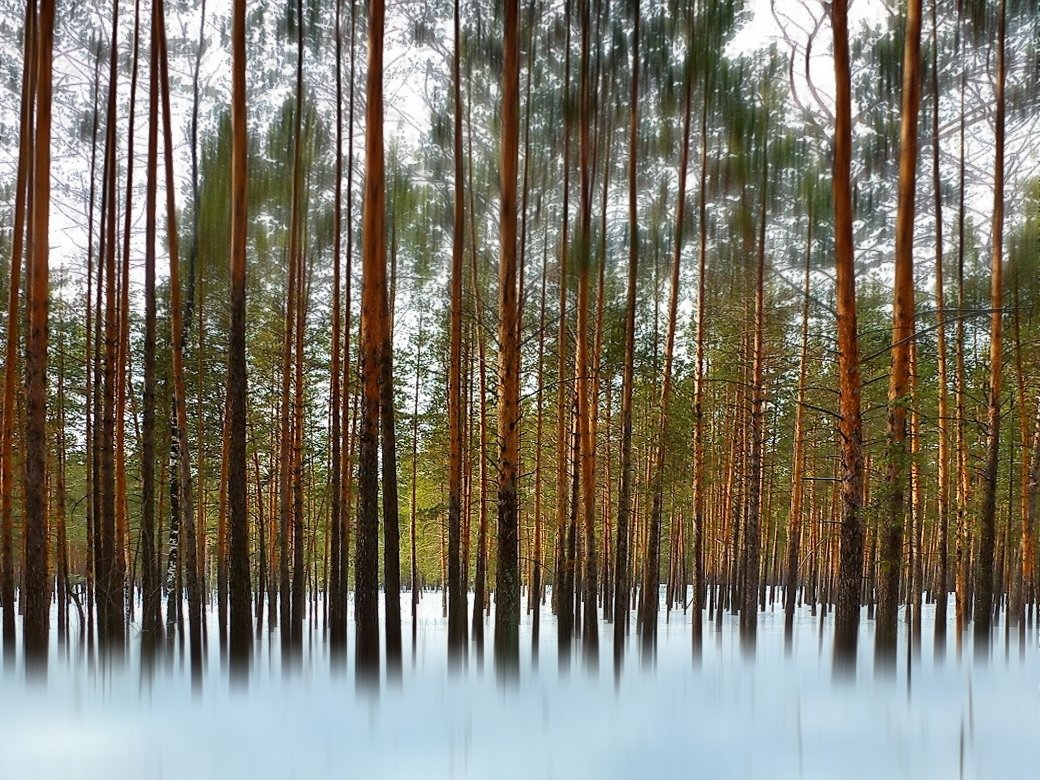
0, 590, 1035, 779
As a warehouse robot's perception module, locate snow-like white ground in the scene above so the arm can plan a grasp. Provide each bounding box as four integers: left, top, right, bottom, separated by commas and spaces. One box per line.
0, 590, 1036, 779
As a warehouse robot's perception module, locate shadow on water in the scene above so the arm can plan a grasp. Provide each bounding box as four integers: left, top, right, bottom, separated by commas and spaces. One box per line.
1, 593, 1034, 720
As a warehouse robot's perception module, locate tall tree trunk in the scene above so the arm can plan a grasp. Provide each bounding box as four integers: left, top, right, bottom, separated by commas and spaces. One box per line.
141, 0, 163, 658
575, 0, 598, 664
494, 0, 521, 677
115, 0, 142, 628
973, 0, 1006, 654
909, 341, 924, 653
23, 0, 53, 671
158, 0, 202, 678
292, 231, 306, 651
953, 0, 970, 648
876, 0, 921, 667
279, 0, 305, 655
691, 64, 710, 658
409, 314, 423, 653
83, 41, 101, 658
830, 0, 866, 672
554, 1, 574, 664
216, 392, 230, 651
339, 0, 358, 633
329, 0, 346, 658
468, 111, 491, 654
99, 0, 123, 654
446, 0, 468, 665
742, 107, 769, 654
226, 0, 252, 673
188, 0, 209, 645
1, 0, 36, 657
381, 193, 402, 677
356, 0, 386, 684
930, 0, 950, 654
55, 310, 69, 646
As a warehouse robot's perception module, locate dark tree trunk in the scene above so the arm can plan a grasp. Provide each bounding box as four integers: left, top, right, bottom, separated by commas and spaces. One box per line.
329, 0, 346, 658
141, 0, 163, 659
446, 0, 468, 667
830, 0, 866, 672
613, 0, 638, 674
973, 0, 1006, 655
356, 0, 386, 685
23, 0, 53, 672
381, 203, 402, 678
494, 0, 521, 678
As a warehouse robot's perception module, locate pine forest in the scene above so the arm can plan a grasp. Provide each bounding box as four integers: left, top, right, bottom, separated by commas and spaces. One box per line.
0, 0, 1038, 776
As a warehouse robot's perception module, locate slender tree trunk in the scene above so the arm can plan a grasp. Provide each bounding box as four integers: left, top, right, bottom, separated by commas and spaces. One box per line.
691, 65, 710, 658
292, 202, 307, 653
158, 0, 201, 678
55, 315, 69, 646
340, 0, 358, 631
742, 107, 769, 654
23, 0, 53, 671
930, 0, 950, 654
409, 315, 423, 653
910, 341, 924, 653
532, 235, 548, 655
446, 0, 468, 665
469, 148, 490, 653
554, 1, 573, 663
93, 179, 108, 649
356, 0, 386, 684
328, 0, 345, 658
1, 0, 36, 657
381, 195, 402, 677
278, 0, 305, 655
830, 0, 866, 672
973, 0, 1006, 654
97, 0, 126, 655
494, 0, 521, 677
216, 392, 230, 650
575, 0, 598, 664
86, 48, 101, 654
953, 0, 970, 648
226, 0, 252, 673
141, 0, 164, 658
877, 0, 921, 667
115, 0, 142, 628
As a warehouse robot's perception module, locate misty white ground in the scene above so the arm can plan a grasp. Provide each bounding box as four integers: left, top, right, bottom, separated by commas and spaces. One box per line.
0, 590, 1036, 779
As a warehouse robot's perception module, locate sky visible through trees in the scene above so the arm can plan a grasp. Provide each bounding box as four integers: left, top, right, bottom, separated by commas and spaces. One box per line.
1, 0, 1040, 775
